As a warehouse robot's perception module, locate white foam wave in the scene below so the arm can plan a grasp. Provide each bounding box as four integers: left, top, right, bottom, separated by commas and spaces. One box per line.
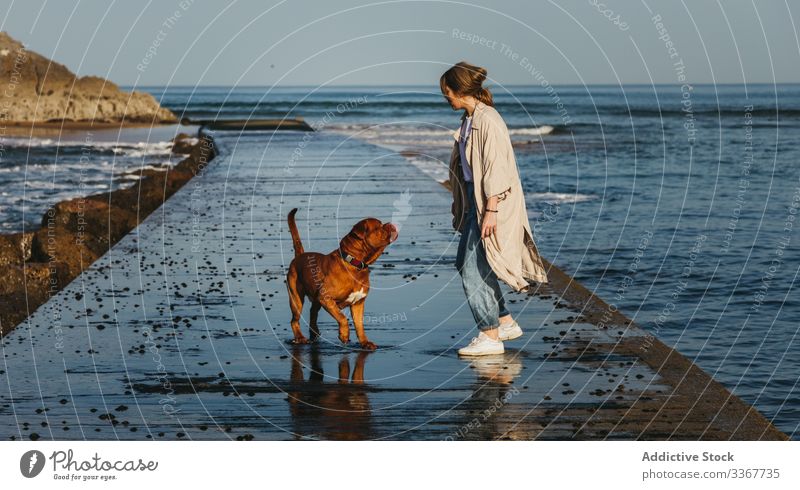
23, 181, 85, 190
509, 125, 555, 136
1, 137, 174, 157
326, 123, 556, 142
399, 154, 451, 182
529, 192, 595, 204
128, 161, 174, 172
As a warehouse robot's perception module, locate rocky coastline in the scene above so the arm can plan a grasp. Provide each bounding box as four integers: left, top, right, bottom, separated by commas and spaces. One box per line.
0, 133, 216, 336
0, 31, 175, 124
0, 29, 197, 336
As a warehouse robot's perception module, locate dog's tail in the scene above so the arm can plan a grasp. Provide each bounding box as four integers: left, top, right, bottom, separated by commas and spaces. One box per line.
287, 208, 305, 257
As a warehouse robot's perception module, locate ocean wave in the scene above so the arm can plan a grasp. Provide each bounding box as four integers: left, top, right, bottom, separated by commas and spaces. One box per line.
327, 125, 452, 138
603, 107, 800, 118
509, 125, 555, 136
397, 153, 451, 182
122, 161, 174, 172
528, 192, 595, 204
325, 123, 559, 148
111, 143, 174, 158
23, 180, 108, 190
0, 157, 174, 175
1, 137, 174, 157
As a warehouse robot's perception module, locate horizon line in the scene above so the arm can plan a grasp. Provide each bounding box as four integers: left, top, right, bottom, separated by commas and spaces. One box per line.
125, 82, 800, 89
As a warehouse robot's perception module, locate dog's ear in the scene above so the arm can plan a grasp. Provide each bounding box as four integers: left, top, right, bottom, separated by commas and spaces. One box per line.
348, 220, 371, 242
340, 220, 369, 255
349, 225, 367, 241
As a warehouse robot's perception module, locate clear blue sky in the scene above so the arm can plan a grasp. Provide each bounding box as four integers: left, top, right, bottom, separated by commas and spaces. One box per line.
1, 0, 798, 87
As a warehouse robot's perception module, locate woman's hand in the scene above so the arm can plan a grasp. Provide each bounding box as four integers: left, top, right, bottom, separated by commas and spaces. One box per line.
481, 210, 497, 238
481, 194, 499, 238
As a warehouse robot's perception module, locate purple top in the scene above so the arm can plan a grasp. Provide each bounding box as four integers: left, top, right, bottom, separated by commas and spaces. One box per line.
459, 116, 473, 182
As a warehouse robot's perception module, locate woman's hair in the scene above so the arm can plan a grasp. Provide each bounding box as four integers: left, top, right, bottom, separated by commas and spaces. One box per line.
439, 61, 494, 107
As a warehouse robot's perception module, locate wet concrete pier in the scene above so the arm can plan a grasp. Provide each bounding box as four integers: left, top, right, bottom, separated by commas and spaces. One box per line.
0, 129, 788, 440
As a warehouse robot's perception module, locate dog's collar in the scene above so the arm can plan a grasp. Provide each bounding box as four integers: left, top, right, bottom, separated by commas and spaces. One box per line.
339, 248, 368, 270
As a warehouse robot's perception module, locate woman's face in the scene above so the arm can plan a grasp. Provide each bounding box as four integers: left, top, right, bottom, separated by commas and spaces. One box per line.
442, 85, 466, 111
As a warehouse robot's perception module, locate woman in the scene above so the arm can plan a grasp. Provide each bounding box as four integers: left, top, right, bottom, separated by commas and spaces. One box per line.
440, 61, 549, 356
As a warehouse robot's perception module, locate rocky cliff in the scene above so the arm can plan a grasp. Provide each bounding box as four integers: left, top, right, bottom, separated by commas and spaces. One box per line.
0, 32, 176, 123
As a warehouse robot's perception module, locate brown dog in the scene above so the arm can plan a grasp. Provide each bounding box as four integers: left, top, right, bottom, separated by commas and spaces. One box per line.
286, 208, 398, 350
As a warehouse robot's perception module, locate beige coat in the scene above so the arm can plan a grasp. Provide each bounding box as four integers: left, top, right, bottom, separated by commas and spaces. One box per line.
448, 101, 548, 291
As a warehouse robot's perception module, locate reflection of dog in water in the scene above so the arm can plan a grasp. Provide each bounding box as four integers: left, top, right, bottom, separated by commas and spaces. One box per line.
287, 346, 373, 440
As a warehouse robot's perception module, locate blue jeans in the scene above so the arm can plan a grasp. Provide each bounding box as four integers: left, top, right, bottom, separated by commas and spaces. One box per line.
455, 181, 510, 331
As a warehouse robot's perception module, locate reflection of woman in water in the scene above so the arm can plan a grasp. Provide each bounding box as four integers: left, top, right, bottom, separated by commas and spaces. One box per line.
287, 346, 373, 440
447, 356, 531, 441
440, 61, 548, 357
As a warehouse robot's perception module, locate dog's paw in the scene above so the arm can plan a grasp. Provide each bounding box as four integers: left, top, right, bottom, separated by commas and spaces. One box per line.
360, 341, 378, 351
291, 336, 310, 345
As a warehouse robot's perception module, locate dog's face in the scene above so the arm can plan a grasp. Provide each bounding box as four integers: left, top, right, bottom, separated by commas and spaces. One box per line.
340, 218, 398, 265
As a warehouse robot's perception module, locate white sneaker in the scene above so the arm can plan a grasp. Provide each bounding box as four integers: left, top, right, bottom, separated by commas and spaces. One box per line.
458, 331, 504, 356
498, 320, 523, 341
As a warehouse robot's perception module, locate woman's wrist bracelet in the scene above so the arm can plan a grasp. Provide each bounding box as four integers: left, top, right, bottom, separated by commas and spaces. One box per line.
485, 208, 498, 213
